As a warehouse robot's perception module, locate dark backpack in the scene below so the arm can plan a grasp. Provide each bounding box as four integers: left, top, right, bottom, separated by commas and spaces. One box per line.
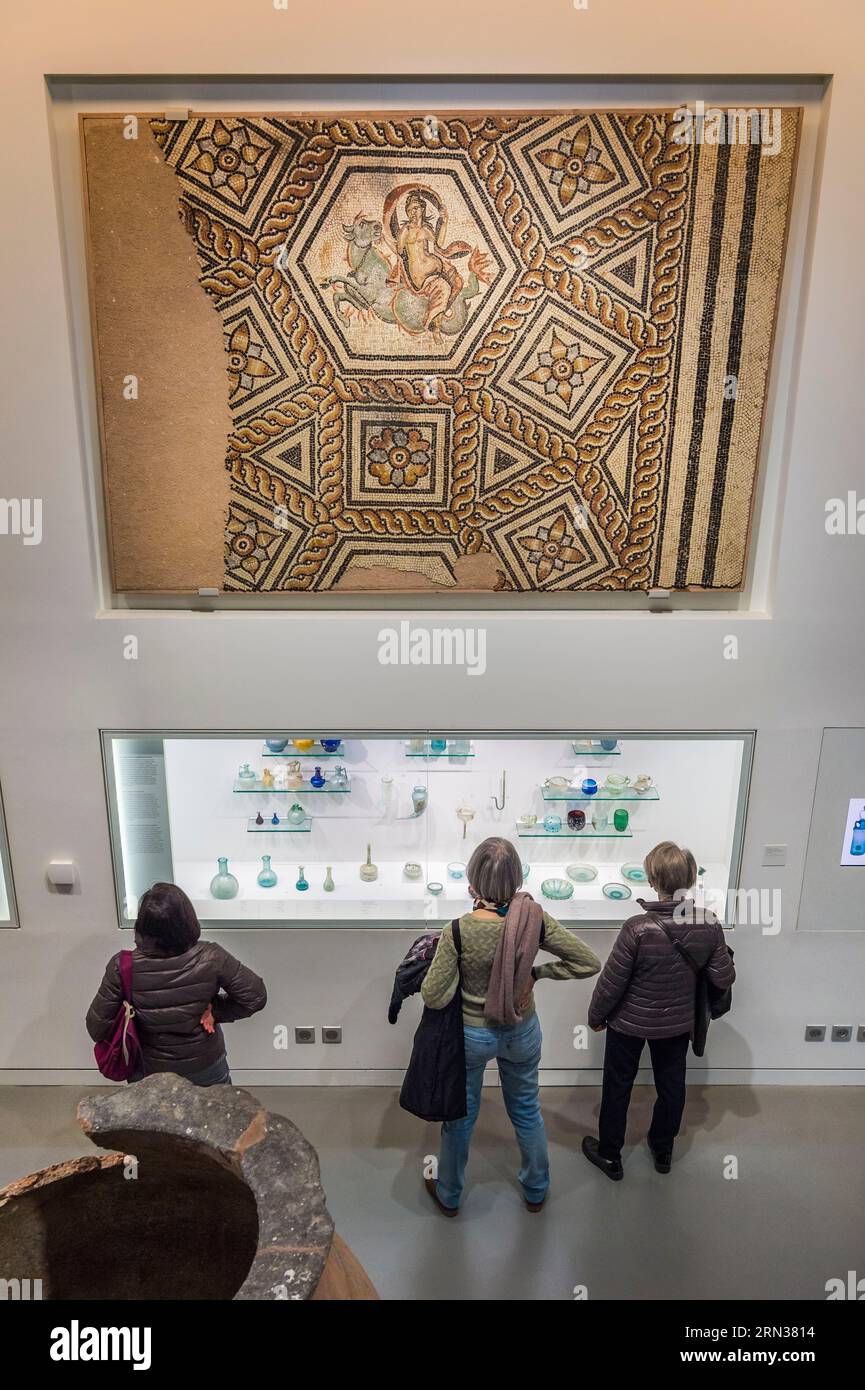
648, 915, 734, 1057
399, 921, 467, 1123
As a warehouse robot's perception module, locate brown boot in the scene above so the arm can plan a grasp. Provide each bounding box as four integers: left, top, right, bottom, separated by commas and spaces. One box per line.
424, 1176, 458, 1217
524, 1192, 547, 1213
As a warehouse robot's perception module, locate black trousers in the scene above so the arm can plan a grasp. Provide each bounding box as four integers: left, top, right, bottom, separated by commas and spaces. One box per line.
598, 1026, 690, 1160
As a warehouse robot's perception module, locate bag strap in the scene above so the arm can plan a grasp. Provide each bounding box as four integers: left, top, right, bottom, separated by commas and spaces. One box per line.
646, 914, 700, 975
118, 949, 135, 1001
451, 919, 462, 957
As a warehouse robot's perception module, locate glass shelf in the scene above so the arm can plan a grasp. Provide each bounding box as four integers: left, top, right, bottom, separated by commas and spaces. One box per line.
261, 744, 345, 758
404, 741, 474, 758
516, 826, 634, 839
234, 780, 351, 794
246, 817, 312, 833
542, 787, 659, 802
571, 741, 621, 756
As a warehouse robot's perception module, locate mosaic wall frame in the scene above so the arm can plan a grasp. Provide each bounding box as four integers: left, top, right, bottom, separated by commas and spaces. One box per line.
81, 108, 800, 594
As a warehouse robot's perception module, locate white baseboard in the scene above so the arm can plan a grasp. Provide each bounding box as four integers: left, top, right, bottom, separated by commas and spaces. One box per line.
1, 1068, 863, 1086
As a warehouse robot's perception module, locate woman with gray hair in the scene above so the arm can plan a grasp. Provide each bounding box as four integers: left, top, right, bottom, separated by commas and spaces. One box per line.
420, 836, 601, 1215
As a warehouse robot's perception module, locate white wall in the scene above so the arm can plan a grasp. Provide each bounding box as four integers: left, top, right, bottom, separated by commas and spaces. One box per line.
0, 1, 864, 1084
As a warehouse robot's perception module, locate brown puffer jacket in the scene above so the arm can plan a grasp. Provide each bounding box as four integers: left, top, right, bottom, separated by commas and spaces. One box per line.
588, 898, 735, 1039
86, 936, 267, 1078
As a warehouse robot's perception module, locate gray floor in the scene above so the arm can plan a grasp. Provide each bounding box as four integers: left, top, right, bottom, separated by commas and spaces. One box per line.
1, 1083, 862, 1300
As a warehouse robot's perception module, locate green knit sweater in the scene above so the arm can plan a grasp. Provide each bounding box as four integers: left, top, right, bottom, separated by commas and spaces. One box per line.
420, 911, 602, 1026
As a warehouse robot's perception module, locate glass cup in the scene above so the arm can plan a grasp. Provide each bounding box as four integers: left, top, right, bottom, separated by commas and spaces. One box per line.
613, 808, 629, 832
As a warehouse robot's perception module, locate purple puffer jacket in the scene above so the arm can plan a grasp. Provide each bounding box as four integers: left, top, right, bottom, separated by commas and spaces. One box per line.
588, 897, 735, 1039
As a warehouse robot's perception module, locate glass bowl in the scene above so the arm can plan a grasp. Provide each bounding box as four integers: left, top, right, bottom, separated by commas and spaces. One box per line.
447, 862, 466, 880
622, 862, 648, 883
603, 881, 632, 901
541, 877, 574, 900
566, 863, 598, 883
403, 862, 423, 880
426, 881, 443, 896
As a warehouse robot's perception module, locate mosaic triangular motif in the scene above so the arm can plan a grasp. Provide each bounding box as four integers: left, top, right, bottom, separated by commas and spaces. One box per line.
589, 228, 655, 312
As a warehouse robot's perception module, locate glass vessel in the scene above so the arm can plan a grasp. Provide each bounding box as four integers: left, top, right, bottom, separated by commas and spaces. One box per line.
323, 866, 335, 892
543, 813, 562, 833
237, 762, 256, 782
603, 881, 632, 900
613, 808, 629, 832
261, 768, 274, 789
320, 738, 341, 753
411, 785, 428, 816
271, 812, 280, 826
210, 857, 239, 900
329, 764, 349, 789
567, 808, 586, 831
541, 877, 574, 900
287, 803, 306, 826
403, 862, 422, 880
285, 760, 303, 789
430, 737, 447, 753
359, 844, 378, 882
567, 863, 598, 882
581, 778, 598, 796
292, 738, 315, 753
310, 766, 326, 789
600, 739, 618, 751
426, 881, 443, 895
295, 866, 309, 891
850, 807, 865, 856
447, 861, 466, 879
255, 811, 264, 825
257, 855, 278, 888
622, 862, 648, 883
265, 739, 288, 752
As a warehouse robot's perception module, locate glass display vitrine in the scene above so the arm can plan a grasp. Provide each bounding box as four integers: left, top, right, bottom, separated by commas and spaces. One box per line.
0, 782, 18, 927
101, 731, 753, 929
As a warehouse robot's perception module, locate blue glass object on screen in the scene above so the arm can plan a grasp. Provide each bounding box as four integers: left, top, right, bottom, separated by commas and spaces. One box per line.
295, 866, 309, 891
320, 738, 341, 753
851, 808, 865, 856
430, 737, 448, 753
581, 778, 598, 796
210, 857, 239, 900
257, 855, 278, 888
543, 814, 562, 833
271, 812, 280, 826
310, 766, 326, 788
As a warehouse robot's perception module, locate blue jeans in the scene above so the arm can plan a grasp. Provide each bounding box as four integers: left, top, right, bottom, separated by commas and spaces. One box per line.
436, 1012, 549, 1208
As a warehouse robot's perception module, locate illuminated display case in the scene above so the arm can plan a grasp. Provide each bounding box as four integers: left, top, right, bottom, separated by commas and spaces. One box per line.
101, 731, 753, 930
0, 782, 18, 927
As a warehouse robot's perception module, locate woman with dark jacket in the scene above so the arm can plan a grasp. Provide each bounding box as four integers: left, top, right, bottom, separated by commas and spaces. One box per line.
86, 882, 266, 1085
582, 841, 735, 1180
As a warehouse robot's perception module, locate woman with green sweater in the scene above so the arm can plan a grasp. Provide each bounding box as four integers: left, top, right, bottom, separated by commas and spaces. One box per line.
421, 836, 601, 1215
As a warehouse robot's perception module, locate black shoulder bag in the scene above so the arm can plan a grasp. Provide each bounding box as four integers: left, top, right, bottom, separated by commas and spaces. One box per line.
648, 915, 734, 1057
399, 920, 467, 1122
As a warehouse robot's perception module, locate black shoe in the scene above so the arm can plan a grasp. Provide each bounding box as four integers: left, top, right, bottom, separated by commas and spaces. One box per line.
425, 1176, 458, 1216
581, 1135, 623, 1181
648, 1142, 672, 1174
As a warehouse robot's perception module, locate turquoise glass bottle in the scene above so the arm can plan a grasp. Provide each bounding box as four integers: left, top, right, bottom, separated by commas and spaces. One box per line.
851, 807, 865, 856
210, 857, 239, 900
257, 855, 278, 888
296, 866, 309, 891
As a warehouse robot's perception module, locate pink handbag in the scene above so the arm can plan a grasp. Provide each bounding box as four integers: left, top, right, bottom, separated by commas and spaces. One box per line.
94, 949, 144, 1081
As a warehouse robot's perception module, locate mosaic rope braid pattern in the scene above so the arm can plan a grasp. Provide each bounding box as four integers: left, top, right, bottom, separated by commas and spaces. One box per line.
150, 110, 800, 592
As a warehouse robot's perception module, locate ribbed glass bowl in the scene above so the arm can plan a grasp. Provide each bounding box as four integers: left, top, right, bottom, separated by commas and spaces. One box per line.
541, 877, 574, 900
621, 862, 648, 882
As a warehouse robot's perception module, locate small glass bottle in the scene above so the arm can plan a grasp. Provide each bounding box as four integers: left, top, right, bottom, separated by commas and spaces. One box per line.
323, 866, 335, 892
287, 803, 306, 826
271, 812, 280, 826
255, 811, 264, 825
430, 737, 448, 754
210, 857, 239, 900
257, 855, 278, 888
851, 807, 865, 856
237, 762, 256, 782
310, 766, 326, 789
295, 866, 309, 891
359, 844, 378, 882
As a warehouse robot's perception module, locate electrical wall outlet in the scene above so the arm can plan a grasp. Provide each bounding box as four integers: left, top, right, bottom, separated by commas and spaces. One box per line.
294, 1027, 315, 1044
804, 1025, 826, 1042
761, 844, 787, 867
831, 1025, 853, 1042
322, 1026, 342, 1044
